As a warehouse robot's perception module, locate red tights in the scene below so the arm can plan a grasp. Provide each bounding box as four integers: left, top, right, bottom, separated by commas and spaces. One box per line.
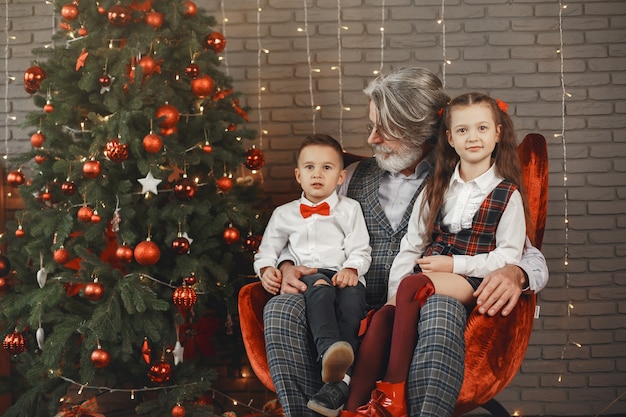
344, 273, 435, 410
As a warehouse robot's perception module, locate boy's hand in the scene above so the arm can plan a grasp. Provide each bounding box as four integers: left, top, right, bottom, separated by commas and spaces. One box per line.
260, 267, 282, 295
415, 255, 453, 273
332, 268, 358, 288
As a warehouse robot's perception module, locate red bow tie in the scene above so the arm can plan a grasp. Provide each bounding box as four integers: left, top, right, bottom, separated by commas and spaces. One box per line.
300, 202, 330, 218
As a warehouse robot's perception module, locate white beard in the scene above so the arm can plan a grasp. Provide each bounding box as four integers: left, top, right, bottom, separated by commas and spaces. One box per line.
372, 142, 423, 173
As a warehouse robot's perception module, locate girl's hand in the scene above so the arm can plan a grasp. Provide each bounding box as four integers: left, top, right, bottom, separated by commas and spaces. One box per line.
415, 255, 453, 273
332, 268, 358, 288
260, 267, 282, 295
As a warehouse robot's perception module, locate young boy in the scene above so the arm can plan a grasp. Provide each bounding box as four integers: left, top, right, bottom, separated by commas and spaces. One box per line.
254, 134, 372, 417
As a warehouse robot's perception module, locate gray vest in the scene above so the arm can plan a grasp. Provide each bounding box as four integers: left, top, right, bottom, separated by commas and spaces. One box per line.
347, 158, 429, 309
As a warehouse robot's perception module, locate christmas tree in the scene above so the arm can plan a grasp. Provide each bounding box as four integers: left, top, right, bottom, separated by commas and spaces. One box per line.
1, 1, 265, 416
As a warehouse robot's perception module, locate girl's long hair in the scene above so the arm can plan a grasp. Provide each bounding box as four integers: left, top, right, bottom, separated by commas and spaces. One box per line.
422, 92, 533, 241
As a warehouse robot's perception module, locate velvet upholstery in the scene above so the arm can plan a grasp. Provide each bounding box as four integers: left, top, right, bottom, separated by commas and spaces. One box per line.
238, 134, 548, 415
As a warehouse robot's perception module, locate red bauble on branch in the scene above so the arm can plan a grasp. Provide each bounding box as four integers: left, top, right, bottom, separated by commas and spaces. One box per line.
134, 239, 160, 266
155, 104, 180, 128
145, 11, 164, 29
171, 234, 190, 255
148, 359, 172, 384
104, 139, 129, 162
190, 75, 215, 99
83, 160, 101, 178
107, 5, 132, 27
24, 65, 46, 94
6, 170, 25, 187
91, 346, 111, 368
61, 180, 76, 196
30, 131, 45, 148
84, 280, 104, 301
115, 244, 134, 263
173, 176, 198, 201
244, 234, 262, 253
172, 404, 186, 417
181, 1, 197, 17
142, 133, 163, 153
223, 225, 240, 245
53, 247, 71, 264
0, 254, 11, 278
3, 330, 26, 355
216, 175, 233, 193
173, 285, 197, 311
184, 63, 200, 79
203, 32, 226, 54
77, 206, 94, 222
245, 147, 265, 170
61, 3, 79, 21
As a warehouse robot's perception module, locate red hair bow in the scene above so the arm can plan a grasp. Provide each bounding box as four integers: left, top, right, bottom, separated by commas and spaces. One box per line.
495, 99, 508, 113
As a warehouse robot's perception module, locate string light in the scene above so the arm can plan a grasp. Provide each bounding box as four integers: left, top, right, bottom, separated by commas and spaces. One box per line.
256, 3, 264, 148
220, 0, 229, 76
336, 0, 344, 143
4, 0, 11, 159
375, 0, 386, 75
302, 0, 317, 132
439, 0, 448, 87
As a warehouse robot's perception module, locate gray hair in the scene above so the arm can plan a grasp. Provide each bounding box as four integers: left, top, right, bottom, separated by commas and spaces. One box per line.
364, 67, 449, 146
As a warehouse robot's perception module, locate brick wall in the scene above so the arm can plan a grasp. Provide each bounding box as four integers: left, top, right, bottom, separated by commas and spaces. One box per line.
3, 0, 625, 416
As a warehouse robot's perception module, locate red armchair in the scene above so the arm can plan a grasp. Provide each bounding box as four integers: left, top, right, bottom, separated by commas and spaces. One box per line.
238, 133, 548, 416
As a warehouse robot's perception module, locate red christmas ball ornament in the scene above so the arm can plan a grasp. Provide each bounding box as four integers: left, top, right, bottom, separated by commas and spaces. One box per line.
104, 139, 129, 162
99, 74, 112, 87
201, 142, 212, 153
0, 254, 11, 277
223, 226, 240, 245
184, 63, 200, 79
115, 244, 134, 263
172, 404, 186, 417
203, 32, 226, 54
3, 331, 26, 355
184, 274, 196, 285
148, 359, 172, 384
245, 147, 265, 170
173, 177, 198, 201
34, 155, 47, 164
61, 180, 76, 196
244, 234, 262, 253
142, 133, 163, 153
53, 247, 71, 264
43, 102, 54, 113
190, 75, 215, 98
84, 281, 104, 301
91, 346, 111, 368
216, 175, 233, 193
181, 1, 197, 17
77, 206, 94, 222
155, 104, 180, 128
6, 170, 25, 187
77, 26, 88, 36
172, 285, 197, 311
145, 11, 164, 29
90, 211, 101, 223
171, 235, 190, 255
41, 189, 53, 201
160, 126, 178, 137
134, 240, 161, 265
107, 4, 132, 27
30, 131, 45, 148
61, 3, 79, 21
0, 277, 7, 291
24, 65, 46, 93
83, 159, 101, 178
15, 226, 25, 238
138, 55, 160, 77
98, 4, 106, 14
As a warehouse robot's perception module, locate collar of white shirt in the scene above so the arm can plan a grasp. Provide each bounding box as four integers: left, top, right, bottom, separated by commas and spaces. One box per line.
450, 162, 503, 191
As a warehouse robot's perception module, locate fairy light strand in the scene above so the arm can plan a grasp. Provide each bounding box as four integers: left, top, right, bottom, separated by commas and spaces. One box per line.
302, 0, 317, 133
378, 0, 386, 74
219, 0, 229, 76
439, 0, 447, 88
336, 0, 344, 143
256, 3, 263, 147
4, 0, 10, 159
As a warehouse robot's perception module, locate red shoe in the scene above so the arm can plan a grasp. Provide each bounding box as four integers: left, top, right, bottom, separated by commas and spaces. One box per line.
356, 381, 407, 417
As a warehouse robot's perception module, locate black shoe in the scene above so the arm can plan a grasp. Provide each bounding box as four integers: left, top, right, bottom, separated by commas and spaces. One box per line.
307, 381, 349, 417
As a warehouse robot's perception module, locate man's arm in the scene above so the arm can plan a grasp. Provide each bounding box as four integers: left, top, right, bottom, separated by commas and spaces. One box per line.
473, 239, 548, 316
278, 261, 315, 294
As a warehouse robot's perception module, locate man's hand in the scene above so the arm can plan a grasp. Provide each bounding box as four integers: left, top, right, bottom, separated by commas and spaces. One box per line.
279, 263, 316, 294
332, 268, 358, 289
259, 267, 282, 295
474, 264, 527, 316
415, 255, 453, 273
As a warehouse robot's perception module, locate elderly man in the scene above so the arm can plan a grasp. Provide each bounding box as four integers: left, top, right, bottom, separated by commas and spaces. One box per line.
263, 67, 548, 417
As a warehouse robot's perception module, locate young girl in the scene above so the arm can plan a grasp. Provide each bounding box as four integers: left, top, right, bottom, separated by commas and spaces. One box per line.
342, 92, 531, 417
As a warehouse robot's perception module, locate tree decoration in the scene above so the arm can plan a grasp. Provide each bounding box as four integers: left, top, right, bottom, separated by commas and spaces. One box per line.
84, 279, 104, 301
15, 225, 25, 238
172, 285, 197, 311
37, 267, 47, 288
3, 330, 27, 355
145, 10, 164, 29
115, 244, 134, 263
30, 131, 45, 148
173, 176, 198, 201
201, 141, 212, 154
99, 74, 112, 87
184, 62, 200, 79
36, 327, 45, 350
77, 25, 88, 36
43, 101, 54, 113
53, 246, 71, 264
107, 5, 132, 27
171, 233, 190, 255
77, 206, 94, 222
83, 159, 101, 178
181, 1, 197, 17
90, 345, 111, 368
244, 233, 262, 253
142, 132, 163, 153
23, 65, 46, 94
34, 155, 47, 164
90, 209, 101, 223
104, 138, 129, 162
138, 171, 162, 195
155, 103, 180, 128
172, 404, 186, 417
142, 337, 151, 364
148, 359, 172, 384
61, 3, 79, 21
203, 32, 226, 54
0, 254, 11, 277
222, 225, 240, 245
61, 180, 77, 196
138, 55, 162, 77
40, 187, 53, 202
245, 146, 265, 170
6, 170, 25, 187
134, 238, 160, 266
216, 175, 233, 193
190, 75, 215, 99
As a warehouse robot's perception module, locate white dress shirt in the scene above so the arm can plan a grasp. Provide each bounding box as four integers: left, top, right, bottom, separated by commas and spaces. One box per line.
388, 164, 526, 299
254, 191, 372, 286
